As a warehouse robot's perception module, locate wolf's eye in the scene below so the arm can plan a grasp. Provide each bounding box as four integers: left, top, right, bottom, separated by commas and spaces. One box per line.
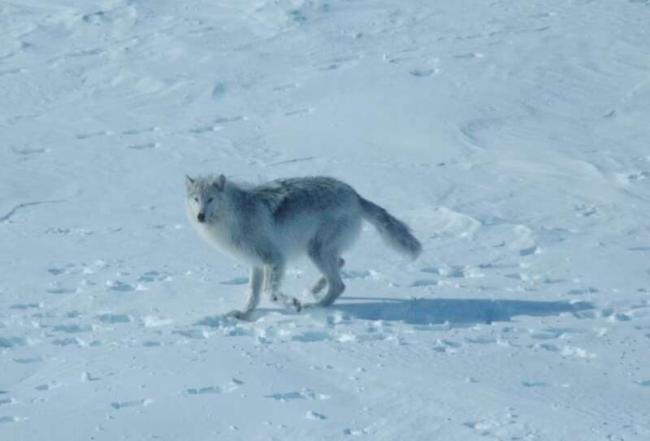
194, 197, 199, 202
207, 197, 214, 203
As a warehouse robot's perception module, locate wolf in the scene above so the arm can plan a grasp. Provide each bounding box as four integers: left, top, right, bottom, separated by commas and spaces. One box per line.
185, 174, 421, 319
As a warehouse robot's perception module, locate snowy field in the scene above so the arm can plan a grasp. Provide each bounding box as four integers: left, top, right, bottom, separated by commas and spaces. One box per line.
2, 0, 650, 439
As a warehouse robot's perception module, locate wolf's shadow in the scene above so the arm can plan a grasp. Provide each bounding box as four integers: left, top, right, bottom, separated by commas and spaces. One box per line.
332, 297, 593, 326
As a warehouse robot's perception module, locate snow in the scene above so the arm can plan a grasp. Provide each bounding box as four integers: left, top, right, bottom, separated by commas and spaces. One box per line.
1, 0, 650, 439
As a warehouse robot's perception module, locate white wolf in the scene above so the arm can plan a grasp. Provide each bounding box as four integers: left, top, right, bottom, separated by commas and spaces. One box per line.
185, 175, 421, 319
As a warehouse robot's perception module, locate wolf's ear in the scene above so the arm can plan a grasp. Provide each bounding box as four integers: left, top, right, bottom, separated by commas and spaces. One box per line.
213, 174, 226, 191
185, 175, 195, 190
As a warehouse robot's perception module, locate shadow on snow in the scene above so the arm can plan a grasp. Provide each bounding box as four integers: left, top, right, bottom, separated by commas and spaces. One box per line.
331, 297, 593, 326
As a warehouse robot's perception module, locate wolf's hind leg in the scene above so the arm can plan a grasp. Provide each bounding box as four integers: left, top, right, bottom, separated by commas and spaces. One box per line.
310, 258, 345, 295
308, 242, 345, 307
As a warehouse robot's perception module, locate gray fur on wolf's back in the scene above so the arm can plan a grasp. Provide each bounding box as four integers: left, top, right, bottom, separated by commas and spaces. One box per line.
244, 176, 421, 258
246, 177, 358, 221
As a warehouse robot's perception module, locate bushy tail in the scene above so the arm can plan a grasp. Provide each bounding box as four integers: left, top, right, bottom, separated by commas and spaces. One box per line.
358, 196, 422, 260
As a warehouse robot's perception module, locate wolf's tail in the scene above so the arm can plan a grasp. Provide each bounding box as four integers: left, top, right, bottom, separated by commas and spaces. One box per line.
358, 196, 422, 260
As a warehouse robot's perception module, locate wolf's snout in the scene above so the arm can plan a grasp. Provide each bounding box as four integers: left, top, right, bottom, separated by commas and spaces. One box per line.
197, 212, 205, 223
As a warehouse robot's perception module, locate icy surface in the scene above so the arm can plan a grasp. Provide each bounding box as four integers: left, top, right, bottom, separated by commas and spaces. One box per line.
1, 0, 650, 440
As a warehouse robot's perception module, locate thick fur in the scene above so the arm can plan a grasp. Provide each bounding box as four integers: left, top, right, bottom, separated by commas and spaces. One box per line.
185, 175, 421, 319
358, 197, 422, 259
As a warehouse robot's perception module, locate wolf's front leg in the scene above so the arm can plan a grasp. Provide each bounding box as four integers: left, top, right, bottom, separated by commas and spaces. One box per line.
265, 261, 301, 312
226, 267, 263, 320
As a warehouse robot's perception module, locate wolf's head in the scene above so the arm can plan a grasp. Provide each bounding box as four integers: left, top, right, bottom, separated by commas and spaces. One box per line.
185, 174, 227, 224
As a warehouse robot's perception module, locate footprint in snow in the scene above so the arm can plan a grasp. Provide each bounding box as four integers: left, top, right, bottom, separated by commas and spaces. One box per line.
0, 337, 28, 348
343, 427, 369, 436
213, 115, 245, 124
265, 391, 305, 401
211, 82, 226, 100
620, 171, 650, 183
409, 68, 438, 77
284, 107, 313, 117
0, 397, 16, 406
81, 372, 100, 382
291, 331, 331, 343
186, 386, 223, 395
173, 328, 209, 340
266, 388, 328, 402
11, 147, 50, 157
52, 324, 91, 333
36, 381, 63, 391
533, 327, 583, 339
76, 131, 111, 140
142, 341, 162, 347
106, 280, 134, 292
122, 127, 158, 136
186, 379, 243, 395
127, 142, 158, 150
465, 335, 497, 345
46, 286, 75, 295
420, 265, 480, 278
0, 416, 23, 424
96, 313, 132, 324
13, 357, 43, 364
341, 269, 376, 279
410, 279, 437, 287
272, 83, 298, 92
188, 125, 221, 134
9, 303, 40, 310
51, 337, 88, 347
306, 410, 327, 420
519, 245, 540, 256
522, 381, 548, 388
453, 52, 484, 59
220, 277, 249, 285
110, 399, 153, 410
432, 338, 462, 353
137, 271, 172, 283
47, 267, 67, 275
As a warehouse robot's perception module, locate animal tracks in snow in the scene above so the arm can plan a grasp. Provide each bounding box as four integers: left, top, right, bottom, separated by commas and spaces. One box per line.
6, 251, 613, 372
2, 1, 649, 438
186, 379, 243, 396
43, 260, 173, 296
110, 399, 153, 411
0, 415, 26, 424
185, 379, 243, 397
96, 313, 132, 324
0, 337, 28, 348
464, 408, 542, 440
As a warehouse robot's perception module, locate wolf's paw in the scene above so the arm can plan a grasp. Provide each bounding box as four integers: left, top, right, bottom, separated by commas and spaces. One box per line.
270, 292, 302, 312
225, 310, 251, 321
291, 297, 302, 313
282, 295, 302, 312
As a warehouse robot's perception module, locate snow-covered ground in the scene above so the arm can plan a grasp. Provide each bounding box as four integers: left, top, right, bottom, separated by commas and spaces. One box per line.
2, 0, 650, 439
